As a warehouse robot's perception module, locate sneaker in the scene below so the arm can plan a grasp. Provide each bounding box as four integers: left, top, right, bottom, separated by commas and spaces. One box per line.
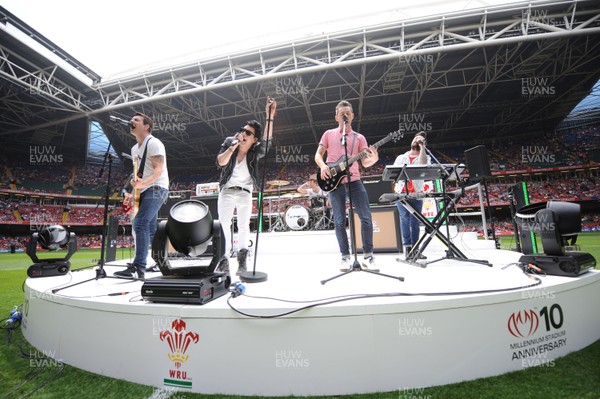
339, 256, 353, 272
362, 256, 380, 272
236, 249, 248, 276
217, 258, 230, 273
114, 264, 145, 280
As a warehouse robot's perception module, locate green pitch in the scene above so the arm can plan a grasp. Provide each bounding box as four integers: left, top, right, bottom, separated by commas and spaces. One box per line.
1, 235, 599, 398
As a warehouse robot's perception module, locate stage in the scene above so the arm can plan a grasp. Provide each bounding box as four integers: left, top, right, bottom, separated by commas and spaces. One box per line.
21, 229, 600, 396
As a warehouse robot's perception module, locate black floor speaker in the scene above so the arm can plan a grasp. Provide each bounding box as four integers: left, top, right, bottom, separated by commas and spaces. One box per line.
464, 145, 491, 181
352, 205, 401, 253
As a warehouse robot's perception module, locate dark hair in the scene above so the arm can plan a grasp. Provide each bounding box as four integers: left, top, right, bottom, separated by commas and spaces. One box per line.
415, 131, 427, 139
135, 112, 154, 132
247, 120, 262, 140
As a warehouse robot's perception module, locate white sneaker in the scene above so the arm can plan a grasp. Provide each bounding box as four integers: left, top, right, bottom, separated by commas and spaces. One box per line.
362, 256, 380, 272
340, 256, 353, 272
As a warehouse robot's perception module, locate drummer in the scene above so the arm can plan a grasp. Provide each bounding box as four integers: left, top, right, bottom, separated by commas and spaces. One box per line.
297, 174, 329, 208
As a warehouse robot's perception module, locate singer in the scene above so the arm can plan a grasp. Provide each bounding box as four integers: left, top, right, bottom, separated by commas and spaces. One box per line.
392, 131, 431, 260
315, 100, 379, 271
115, 112, 169, 280
215, 97, 277, 275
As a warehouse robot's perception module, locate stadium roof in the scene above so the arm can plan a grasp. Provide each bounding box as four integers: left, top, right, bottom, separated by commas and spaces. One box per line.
1, 0, 600, 170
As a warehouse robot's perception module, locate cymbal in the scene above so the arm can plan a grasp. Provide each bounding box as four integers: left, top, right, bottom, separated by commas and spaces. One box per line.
281, 192, 301, 199
267, 180, 290, 186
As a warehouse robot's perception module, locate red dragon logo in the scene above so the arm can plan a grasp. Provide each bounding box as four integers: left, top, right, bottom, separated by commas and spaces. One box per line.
507, 309, 539, 338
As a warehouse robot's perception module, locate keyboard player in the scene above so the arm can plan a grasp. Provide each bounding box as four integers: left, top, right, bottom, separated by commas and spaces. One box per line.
392, 131, 431, 260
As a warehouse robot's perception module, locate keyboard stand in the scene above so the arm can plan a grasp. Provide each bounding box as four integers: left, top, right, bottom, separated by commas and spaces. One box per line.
382, 164, 491, 268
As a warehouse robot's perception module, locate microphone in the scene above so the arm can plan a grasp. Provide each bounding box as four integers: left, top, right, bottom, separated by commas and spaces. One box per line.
121, 152, 132, 160
109, 115, 131, 127
231, 139, 240, 146
342, 115, 348, 123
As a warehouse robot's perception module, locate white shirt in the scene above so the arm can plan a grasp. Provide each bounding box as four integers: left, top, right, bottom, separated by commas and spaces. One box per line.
224, 155, 253, 191
131, 135, 169, 193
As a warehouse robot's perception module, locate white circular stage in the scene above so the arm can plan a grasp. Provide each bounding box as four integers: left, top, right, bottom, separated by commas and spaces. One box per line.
21, 231, 600, 396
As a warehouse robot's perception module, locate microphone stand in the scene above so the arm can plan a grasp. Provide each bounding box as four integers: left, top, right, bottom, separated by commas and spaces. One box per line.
321, 119, 404, 284
422, 144, 453, 249
239, 101, 274, 283
53, 143, 121, 294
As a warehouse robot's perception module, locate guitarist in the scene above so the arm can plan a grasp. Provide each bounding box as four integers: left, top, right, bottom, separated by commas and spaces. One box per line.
315, 100, 379, 271
116, 112, 169, 280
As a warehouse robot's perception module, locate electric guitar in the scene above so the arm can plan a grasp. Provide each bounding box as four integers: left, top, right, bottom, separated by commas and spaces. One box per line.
122, 157, 140, 220
317, 130, 404, 192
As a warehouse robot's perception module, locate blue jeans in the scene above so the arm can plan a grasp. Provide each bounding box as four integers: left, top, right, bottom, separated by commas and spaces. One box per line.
397, 198, 423, 247
133, 186, 168, 271
328, 180, 373, 256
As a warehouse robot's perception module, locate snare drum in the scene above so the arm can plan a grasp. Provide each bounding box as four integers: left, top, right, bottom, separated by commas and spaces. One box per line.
285, 205, 310, 230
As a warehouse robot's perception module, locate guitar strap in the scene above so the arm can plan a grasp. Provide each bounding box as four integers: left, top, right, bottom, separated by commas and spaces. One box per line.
136, 137, 153, 178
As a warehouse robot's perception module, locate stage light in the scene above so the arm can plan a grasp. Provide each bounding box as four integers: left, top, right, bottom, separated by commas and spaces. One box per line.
143, 199, 229, 304
518, 201, 595, 276
166, 200, 214, 257
26, 225, 77, 278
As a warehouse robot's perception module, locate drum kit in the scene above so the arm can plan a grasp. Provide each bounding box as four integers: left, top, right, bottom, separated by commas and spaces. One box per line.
265, 180, 332, 232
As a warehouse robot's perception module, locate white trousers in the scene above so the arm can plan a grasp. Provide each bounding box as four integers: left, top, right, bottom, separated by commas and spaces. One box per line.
217, 189, 252, 258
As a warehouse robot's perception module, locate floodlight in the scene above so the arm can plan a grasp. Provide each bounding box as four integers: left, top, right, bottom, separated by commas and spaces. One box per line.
142, 200, 229, 304
26, 225, 77, 278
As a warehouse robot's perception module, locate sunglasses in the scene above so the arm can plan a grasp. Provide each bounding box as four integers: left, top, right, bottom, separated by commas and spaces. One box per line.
239, 127, 255, 137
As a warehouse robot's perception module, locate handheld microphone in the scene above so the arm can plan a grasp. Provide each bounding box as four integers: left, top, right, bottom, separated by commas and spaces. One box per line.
121, 152, 133, 160
109, 115, 131, 127
231, 139, 240, 146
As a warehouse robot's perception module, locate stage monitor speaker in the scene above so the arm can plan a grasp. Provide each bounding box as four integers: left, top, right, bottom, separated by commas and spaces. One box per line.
465, 145, 491, 181
362, 175, 393, 205
105, 216, 119, 262
511, 181, 530, 212
352, 205, 401, 253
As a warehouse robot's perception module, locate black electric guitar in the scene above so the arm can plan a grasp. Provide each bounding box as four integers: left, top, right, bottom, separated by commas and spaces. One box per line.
317, 130, 404, 192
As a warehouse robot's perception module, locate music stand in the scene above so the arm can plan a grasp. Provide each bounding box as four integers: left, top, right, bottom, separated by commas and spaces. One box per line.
383, 165, 491, 267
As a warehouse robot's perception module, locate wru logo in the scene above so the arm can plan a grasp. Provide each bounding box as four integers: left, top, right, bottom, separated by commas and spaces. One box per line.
160, 319, 199, 368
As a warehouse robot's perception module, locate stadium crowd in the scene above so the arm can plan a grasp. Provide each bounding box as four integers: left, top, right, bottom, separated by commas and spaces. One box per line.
1, 123, 599, 251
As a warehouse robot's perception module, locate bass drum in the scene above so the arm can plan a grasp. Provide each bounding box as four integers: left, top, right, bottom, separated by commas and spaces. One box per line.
285, 205, 310, 231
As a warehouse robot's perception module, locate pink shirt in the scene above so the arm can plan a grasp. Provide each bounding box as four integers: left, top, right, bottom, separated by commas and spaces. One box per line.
319, 127, 368, 184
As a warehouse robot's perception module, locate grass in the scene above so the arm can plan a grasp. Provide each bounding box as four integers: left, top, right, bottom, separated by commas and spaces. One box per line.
1, 235, 600, 399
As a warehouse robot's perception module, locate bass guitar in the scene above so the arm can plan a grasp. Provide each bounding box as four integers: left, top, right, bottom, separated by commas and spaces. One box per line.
317, 130, 403, 192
